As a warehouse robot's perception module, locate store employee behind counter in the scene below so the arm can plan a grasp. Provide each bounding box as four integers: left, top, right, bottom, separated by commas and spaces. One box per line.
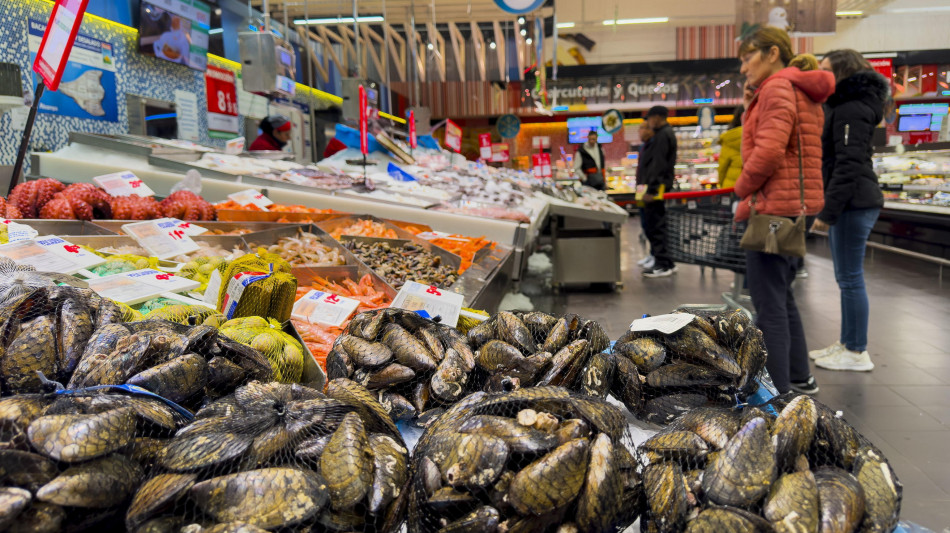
249, 115, 292, 152
573, 130, 607, 190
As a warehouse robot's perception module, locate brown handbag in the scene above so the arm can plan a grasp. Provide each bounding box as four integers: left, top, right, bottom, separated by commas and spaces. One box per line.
739, 117, 808, 258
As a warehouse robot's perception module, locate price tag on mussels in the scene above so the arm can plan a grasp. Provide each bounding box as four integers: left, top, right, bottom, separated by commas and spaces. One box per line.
227, 189, 273, 210
122, 220, 200, 260
630, 313, 696, 335
93, 171, 155, 198
0, 236, 105, 274
87, 269, 199, 305
161, 218, 207, 236
392, 281, 464, 327
291, 290, 360, 327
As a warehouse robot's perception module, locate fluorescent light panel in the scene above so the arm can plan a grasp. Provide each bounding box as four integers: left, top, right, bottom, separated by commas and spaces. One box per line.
556, 22, 575, 28
208, 28, 223, 34
294, 16, 384, 25
603, 17, 669, 25
835, 10, 863, 16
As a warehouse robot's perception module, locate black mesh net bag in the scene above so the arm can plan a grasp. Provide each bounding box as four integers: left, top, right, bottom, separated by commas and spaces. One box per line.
406, 386, 644, 533
611, 308, 769, 426
466, 311, 612, 395
0, 389, 192, 532
326, 308, 476, 423
124, 378, 408, 532
637, 393, 903, 532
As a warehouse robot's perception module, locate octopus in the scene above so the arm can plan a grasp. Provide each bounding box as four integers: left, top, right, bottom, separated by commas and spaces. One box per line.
159, 190, 216, 221
0, 197, 24, 219
110, 195, 163, 220
8, 178, 65, 218
39, 183, 112, 220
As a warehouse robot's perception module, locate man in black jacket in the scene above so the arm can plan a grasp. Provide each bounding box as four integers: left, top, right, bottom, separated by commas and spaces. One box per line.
573, 130, 607, 190
640, 106, 678, 278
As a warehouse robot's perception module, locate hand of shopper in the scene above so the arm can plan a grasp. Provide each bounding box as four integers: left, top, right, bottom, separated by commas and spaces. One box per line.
810, 219, 830, 233
642, 193, 655, 202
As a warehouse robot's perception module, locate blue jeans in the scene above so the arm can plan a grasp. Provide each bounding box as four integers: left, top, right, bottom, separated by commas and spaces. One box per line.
828, 207, 880, 352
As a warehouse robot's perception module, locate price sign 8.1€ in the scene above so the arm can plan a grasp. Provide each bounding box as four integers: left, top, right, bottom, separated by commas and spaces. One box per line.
206, 65, 239, 135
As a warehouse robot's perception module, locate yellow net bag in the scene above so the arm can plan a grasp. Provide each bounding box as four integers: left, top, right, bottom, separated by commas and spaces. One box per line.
218, 316, 304, 383
216, 253, 296, 322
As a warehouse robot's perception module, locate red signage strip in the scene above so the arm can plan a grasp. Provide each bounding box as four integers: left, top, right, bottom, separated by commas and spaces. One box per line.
33, 0, 90, 91
409, 110, 417, 149
359, 85, 369, 156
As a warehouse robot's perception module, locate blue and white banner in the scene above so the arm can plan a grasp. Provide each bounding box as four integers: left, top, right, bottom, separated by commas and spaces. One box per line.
28, 18, 118, 122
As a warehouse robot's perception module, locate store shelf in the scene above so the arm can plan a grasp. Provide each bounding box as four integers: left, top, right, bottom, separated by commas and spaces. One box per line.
883, 201, 950, 215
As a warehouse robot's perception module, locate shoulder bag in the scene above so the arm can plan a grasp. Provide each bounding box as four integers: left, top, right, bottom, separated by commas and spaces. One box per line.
739, 104, 808, 258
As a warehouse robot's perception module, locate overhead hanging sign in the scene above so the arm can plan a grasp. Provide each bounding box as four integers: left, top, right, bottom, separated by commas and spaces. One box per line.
497, 114, 521, 138
491, 143, 510, 163
492, 0, 545, 15
206, 65, 239, 137
32, 0, 90, 91
28, 17, 118, 122
478, 133, 493, 160
444, 119, 462, 153
532, 153, 552, 178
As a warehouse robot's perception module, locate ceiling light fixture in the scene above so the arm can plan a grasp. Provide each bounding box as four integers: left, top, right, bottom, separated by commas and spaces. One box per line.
293, 16, 384, 25
556, 22, 575, 29
209, 28, 223, 34
835, 11, 863, 17
526, 38, 533, 44
427, 43, 434, 50
489, 41, 497, 49
603, 17, 669, 25
518, 17, 525, 25
520, 29, 527, 36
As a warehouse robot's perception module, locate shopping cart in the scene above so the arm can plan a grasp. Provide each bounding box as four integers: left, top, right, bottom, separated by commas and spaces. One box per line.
662, 188, 753, 317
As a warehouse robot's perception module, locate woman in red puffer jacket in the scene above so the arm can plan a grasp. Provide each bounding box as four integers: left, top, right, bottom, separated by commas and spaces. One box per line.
734, 27, 835, 395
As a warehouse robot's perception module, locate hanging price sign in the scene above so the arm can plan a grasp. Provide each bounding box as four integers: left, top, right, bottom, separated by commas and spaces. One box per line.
93, 171, 155, 197
122, 219, 200, 259
408, 110, 417, 149
444, 119, 463, 153
291, 290, 361, 327
478, 133, 492, 160
391, 281, 464, 327
206, 65, 239, 135
0, 236, 105, 274
227, 189, 273, 210
87, 269, 199, 305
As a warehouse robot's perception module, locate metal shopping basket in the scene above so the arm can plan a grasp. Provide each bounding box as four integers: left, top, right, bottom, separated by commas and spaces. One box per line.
663, 188, 753, 317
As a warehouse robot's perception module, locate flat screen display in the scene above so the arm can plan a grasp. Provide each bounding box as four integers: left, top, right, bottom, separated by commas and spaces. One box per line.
567, 116, 614, 144
139, 0, 210, 71
898, 114, 932, 132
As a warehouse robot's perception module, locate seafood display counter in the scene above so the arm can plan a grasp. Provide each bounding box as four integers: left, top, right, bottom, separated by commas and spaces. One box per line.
545, 196, 629, 290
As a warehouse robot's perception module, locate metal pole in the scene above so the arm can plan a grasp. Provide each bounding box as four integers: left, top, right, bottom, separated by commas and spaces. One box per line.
306, 0, 318, 162
409, 1, 419, 106
262, 0, 270, 31
353, 0, 360, 78
383, 0, 392, 115
9, 82, 45, 195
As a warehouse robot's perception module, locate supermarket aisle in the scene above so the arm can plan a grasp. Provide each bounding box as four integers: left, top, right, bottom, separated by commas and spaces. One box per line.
555, 218, 950, 529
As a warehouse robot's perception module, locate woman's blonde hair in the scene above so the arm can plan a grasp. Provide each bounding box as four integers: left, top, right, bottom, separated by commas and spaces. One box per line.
789, 53, 819, 71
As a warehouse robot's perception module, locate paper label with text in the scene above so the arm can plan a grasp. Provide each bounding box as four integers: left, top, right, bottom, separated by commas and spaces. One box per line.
220, 271, 271, 318
160, 218, 207, 236
0, 220, 39, 244
392, 281, 464, 327
0, 236, 105, 274
227, 189, 272, 210
123, 220, 200, 259
86, 269, 199, 305
291, 290, 360, 327
630, 313, 696, 334
93, 171, 154, 197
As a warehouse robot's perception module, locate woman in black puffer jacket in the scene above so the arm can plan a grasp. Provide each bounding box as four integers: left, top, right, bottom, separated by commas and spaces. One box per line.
810, 49, 889, 373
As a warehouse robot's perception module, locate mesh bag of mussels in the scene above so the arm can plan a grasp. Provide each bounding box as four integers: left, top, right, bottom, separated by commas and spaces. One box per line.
637, 393, 902, 532
611, 308, 769, 426
406, 386, 644, 533
326, 308, 477, 422
467, 311, 612, 395
126, 378, 409, 533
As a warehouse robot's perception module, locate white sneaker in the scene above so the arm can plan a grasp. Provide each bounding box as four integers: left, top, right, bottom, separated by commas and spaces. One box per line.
815, 349, 874, 372
638, 256, 655, 269
809, 341, 844, 361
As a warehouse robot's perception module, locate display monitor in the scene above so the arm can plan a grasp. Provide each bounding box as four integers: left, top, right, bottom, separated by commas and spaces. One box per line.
898, 114, 933, 132
139, 0, 210, 71
567, 116, 614, 144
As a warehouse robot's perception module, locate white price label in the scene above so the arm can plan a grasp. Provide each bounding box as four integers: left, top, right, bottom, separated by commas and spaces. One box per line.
0, 236, 106, 274
93, 171, 155, 197
227, 189, 273, 210
416, 231, 468, 243
391, 281, 464, 327
161, 218, 207, 236
87, 269, 200, 305
291, 290, 361, 327
220, 271, 271, 318
630, 313, 696, 335
225, 137, 245, 155
202, 268, 223, 305
122, 220, 200, 259
0, 220, 39, 243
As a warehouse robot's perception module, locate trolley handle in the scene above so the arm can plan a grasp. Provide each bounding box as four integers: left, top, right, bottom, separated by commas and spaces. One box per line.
662, 188, 735, 200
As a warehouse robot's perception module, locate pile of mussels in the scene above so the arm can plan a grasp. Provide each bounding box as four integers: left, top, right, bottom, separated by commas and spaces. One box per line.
638, 394, 902, 533
326, 308, 475, 422
407, 387, 643, 533
613, 309, 768, 425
